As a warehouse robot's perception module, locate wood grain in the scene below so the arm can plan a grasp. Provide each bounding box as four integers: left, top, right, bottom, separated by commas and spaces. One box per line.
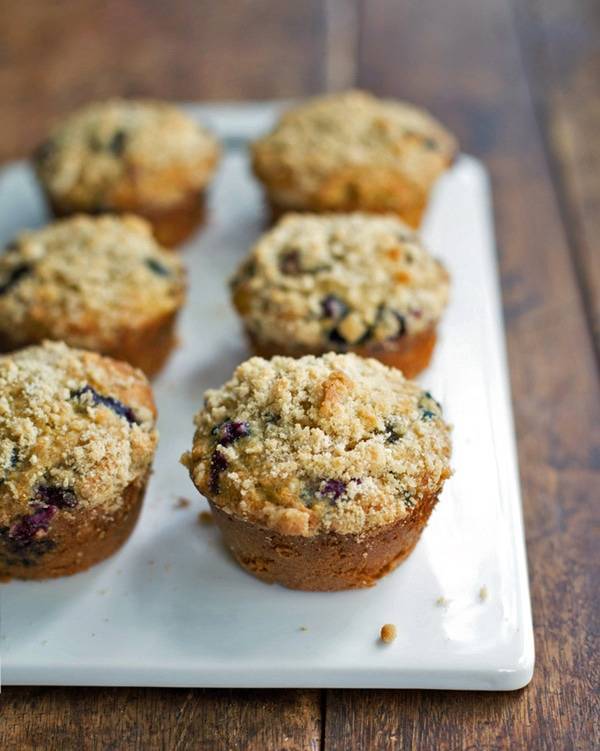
0, 687, 322, 751
0, 0, 326, 162
323, 0, 600, 747
515, 0, 600, 355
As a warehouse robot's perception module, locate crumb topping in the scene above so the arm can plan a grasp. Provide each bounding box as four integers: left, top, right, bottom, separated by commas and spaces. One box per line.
33, 99, 220, 208
0, 215, 186, 349
252, 90, 457, 201
0, 341, 158, 528
231, 213, 449, 349
182, 353, 451, 537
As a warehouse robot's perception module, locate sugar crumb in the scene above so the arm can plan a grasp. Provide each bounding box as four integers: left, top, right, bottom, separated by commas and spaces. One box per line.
380, 623, 397, 644
174, 497, 191, 509
478, 586, 489, 602
435, 596, 450, 608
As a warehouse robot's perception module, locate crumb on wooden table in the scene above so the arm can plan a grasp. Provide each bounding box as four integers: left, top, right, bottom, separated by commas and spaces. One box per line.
380, 623, 397, 643
198, 510, 214, 525
174, 497, 191, 509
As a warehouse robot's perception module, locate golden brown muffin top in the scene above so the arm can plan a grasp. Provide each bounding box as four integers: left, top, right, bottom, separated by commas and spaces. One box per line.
231, 213, 449, 349
0, 341, 158, 531
252, 90, 457, 198
182, 353, 451, 537
33, 99, 220, 209
0, 215, 186, 350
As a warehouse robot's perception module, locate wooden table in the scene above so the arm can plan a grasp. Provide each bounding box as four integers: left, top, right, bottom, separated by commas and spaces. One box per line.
1, 1, 598, 748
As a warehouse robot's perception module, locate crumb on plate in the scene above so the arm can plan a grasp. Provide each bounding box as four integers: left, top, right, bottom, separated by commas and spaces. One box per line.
380, 623, 397, 643
198, 510, 214, 525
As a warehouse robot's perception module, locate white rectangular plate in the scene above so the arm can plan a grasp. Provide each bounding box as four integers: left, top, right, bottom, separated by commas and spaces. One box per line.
0, 103, 534, 690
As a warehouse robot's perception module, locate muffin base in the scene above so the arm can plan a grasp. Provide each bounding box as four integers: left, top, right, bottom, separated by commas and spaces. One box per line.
0, 472, 149, 582
134, 190, 206, 248
267, 198, 426, 229
245, 326, 437, 378
208, 491, 439, 591
46, 190, 206, 248
0, 310, 180, 379
105, 310, 180, 377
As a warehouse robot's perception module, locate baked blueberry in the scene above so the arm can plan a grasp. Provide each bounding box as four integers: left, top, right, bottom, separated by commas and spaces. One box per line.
72, 385, 138, 425
0, 264, 31, 296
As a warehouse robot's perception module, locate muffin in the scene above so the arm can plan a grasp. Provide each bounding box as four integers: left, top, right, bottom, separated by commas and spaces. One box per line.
181, 353, 452, 591
251, 90, 457, 227
32, 99, 220, 246
0, 341, 158, 581
231, 213, 449, 377
0, 214, 186, 377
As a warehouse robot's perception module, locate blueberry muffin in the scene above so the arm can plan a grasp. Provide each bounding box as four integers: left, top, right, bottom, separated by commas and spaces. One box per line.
0, 215, 186, 376
231, 213, 449, 377
0, 341, 158, 581
33, 99, 220, 246
181, 353, 451, 591
251, 90, 457, 227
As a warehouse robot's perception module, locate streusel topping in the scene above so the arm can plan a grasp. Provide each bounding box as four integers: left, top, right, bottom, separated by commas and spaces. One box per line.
182, 353, 451, 537
231, 213, 449, 349
252, 90, 457, 197
34, 99, 219, 208
0, 215, 186, 349
0, 341, 157, 527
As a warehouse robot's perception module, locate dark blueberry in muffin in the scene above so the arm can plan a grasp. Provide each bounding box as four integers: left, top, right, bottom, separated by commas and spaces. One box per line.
35, 485, 78, 509
0, 447, 19, 486
0, 528, 56, 565
328, 327, 348, 346
385, 421, 404, 443
279, 249, 302, 275
0, 264, 31, 296
419, 390, 442, 421
71, 385, 138, 424
212, 419, 251, 446
402, 489, 415, 508
392, 312, 407, 338
209, 449, 228, 494
9, 505, 57, 545
109, 129, 128, 155
319, 479, 346, 503
321, 295, 348, 320
145, 258, 171, 277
